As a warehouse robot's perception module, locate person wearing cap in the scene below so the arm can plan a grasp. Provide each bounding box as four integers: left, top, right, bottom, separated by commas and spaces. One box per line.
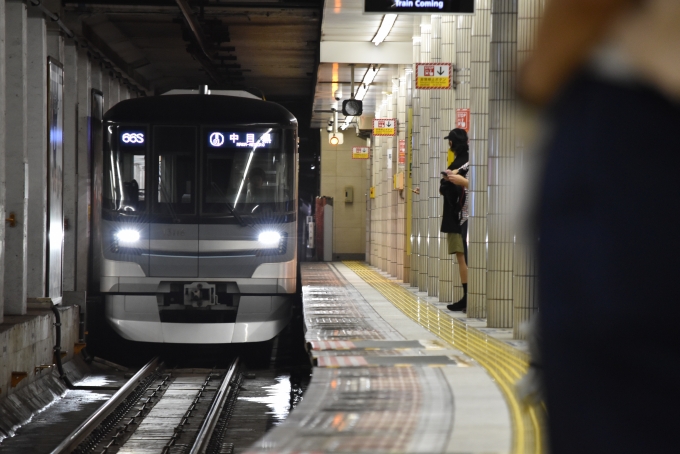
440, 128, 469, 311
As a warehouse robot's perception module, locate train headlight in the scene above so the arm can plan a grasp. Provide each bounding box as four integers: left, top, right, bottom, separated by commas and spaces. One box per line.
115, 229, 141, 243
258, 231, 281, 245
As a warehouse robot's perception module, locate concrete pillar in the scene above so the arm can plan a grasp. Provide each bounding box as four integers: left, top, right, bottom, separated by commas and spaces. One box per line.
45, 1, 64, 64
450, 15, 473, 304
26, 10, 48, 298
486, 0, 517, 328
75, 47, 90, 292
0, 0, 6, 323
3, 0, 29, 315
417, 17, 430, 293
396, 67, 407, 281
388, 85, 398, 278
438, 16, 458, 303
409, 28, 421, 287
467, 0, 492, 318
369, 117, 379, 267
427, 16, 441, 297
109, 73, 119, 107
513, 0, 544, 338
379, 100, 387, 272
62, 41, 78, 292
375, 111, 384, 270
365, 137, 372, 263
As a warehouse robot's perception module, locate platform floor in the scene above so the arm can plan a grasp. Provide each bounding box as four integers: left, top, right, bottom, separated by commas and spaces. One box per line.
248, 262, 545, 454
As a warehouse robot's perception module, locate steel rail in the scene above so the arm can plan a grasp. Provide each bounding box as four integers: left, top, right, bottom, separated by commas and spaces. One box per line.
189, 358, 240, 454
50, 356, 162, 454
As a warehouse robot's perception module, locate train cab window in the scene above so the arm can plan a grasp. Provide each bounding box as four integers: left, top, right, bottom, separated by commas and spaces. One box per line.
104, 126, 147, 214
202, 129, 295, 215
153, 126, 197, 216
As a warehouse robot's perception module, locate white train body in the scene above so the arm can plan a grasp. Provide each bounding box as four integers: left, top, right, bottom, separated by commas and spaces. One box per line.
96, 94, 298, 343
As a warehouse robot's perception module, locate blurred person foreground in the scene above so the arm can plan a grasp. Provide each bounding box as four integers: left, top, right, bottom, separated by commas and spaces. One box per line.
518, 0, 680, 453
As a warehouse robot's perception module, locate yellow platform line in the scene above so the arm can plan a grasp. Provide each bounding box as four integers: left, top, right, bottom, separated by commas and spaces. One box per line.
343, 261, 546, 454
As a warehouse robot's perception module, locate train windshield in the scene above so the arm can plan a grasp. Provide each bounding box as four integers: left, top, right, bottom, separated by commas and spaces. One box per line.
104, 126, 147, 214
104, 125, 295, 218
202, 128, 295, 215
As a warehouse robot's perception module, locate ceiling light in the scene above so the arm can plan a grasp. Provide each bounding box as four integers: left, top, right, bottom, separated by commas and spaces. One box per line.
372, 14, 398, 46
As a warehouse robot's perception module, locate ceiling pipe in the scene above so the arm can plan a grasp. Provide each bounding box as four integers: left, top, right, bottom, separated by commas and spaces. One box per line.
175, 0, 223, 84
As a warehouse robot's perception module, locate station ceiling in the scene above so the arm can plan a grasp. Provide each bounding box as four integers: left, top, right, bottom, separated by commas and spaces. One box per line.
64, 0, 415, 130
64, 0, 323, 127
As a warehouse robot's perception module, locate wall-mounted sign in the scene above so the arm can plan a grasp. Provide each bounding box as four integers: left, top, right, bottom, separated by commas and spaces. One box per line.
373, 118, 397, 136
398, 139, 406, 165
364, 0, 474, 14
387, 148, 393, 169
206, 131, 278, 149
352, 146, 370, 159
415, 63, 452, 89
121, 132, 145, 144
456, 108, 470, 131
370, 186, 376, 199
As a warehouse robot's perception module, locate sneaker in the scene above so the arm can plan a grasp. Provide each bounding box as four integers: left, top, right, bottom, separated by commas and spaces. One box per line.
446, 301, 467, 312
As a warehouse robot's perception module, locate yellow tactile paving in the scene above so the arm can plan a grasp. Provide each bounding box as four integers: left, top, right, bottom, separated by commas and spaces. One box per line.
343, 261, 546, 454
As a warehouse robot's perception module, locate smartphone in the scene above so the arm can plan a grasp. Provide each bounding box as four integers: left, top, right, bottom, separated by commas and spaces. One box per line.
440, 171, 448, 176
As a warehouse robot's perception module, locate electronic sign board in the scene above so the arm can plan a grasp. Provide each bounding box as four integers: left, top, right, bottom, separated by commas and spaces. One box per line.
364, 0, 474, 14
206, 130, 279, 149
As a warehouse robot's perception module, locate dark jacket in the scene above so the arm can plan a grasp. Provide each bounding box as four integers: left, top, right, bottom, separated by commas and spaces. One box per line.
440, 150, 468, 233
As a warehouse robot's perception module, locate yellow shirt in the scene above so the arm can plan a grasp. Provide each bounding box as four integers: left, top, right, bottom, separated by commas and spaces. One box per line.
447, 150, 455, 168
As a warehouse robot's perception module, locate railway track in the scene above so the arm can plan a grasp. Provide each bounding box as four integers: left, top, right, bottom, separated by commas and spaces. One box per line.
50, 357, 241, 454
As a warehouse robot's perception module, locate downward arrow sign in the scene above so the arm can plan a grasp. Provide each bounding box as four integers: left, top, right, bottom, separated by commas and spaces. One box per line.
386, 121, 393, 127
437, 67, 445, 75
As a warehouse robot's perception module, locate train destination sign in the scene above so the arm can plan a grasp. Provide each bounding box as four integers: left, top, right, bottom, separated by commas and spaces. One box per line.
120, 131, 145, 145
206, 131, 278, 149
364, 0, 473, 14
416, 63, 452, 89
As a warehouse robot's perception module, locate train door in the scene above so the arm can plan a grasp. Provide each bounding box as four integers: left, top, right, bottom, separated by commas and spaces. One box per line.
149, 126, 199, 277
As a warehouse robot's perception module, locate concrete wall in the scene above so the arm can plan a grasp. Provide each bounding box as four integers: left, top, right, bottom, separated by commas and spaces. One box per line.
320, 131, 368, 258
0, 305, 79, 399
0, 1, 145, 319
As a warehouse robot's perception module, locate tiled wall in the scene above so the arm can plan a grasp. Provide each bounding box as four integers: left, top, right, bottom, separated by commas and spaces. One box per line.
361, 0, 545, 338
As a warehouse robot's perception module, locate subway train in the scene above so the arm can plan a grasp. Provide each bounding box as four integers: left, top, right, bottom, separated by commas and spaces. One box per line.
95, 90, 298, 343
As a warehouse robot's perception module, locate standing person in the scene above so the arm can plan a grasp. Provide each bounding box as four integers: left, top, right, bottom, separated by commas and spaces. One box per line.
517, 0, 680, 452
440, 128, 469, 311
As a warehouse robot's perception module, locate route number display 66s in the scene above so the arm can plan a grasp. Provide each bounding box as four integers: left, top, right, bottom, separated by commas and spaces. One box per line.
121, 132, 145, 144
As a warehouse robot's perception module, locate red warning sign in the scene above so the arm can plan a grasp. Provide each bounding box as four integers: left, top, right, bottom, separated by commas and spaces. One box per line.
456, 108, 470, 132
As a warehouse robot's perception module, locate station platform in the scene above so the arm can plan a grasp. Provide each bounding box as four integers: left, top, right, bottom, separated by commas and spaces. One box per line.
248, 262, 545, 454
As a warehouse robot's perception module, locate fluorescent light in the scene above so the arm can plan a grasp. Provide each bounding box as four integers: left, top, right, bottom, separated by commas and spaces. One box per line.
372, 14, 398, 46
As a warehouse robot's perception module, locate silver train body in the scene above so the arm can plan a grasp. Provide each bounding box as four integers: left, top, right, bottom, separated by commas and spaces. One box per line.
96, 93, 298, 343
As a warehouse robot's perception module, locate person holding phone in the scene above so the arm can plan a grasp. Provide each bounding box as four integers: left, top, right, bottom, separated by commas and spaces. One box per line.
440, 129, 469, 311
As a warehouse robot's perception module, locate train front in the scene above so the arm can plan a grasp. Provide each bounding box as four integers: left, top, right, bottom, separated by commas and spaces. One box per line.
99, 95, 298, 343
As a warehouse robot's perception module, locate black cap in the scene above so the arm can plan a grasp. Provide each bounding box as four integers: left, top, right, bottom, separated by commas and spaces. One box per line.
444, 128, 468, 144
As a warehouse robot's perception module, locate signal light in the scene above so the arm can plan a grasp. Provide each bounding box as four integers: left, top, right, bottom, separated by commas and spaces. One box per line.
329, 132, 343, 145
342, 99, 363, 116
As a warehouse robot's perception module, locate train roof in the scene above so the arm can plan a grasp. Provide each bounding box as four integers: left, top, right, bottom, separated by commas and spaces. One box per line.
104, 95, 297, 126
